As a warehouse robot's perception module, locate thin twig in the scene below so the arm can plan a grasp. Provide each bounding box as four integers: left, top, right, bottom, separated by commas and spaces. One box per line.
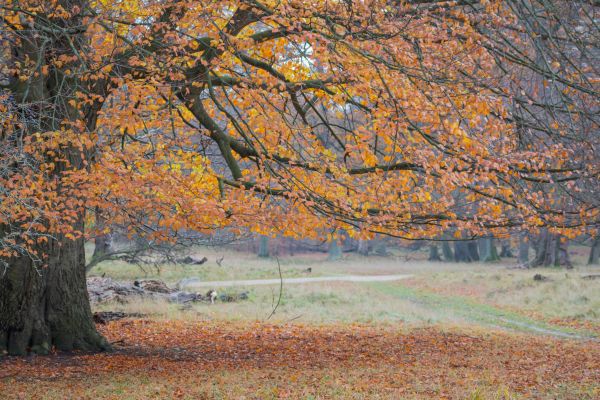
287, 314, 303, 322
266, 257, 283, 320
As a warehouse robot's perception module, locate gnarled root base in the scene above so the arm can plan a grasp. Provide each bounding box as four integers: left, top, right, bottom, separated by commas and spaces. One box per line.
1, 323, 110, 356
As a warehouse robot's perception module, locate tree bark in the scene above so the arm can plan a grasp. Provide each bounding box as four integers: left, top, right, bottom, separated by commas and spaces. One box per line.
479, 238, 500, 262
428, 244, 442, 261
588, 237, 600, 265
453, 241, 472, 262
0, 0, 119, 355
441, 241, 454, 261
257, 235, 270, 258
499, 241, 514, 258
518, 233, 529, 265
328, 239, 342, 260
531, 229, 572, 268
1, 217, 110, 356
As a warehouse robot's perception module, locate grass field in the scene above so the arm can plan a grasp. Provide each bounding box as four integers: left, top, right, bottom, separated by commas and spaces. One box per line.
3, 245, 599, 399
89, 246, 600, 337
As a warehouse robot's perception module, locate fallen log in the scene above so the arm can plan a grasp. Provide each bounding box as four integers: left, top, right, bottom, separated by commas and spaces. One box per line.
177, 256, 208, 265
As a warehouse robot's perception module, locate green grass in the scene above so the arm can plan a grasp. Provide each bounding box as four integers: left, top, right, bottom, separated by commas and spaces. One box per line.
408, 267, 600, 322
94, 277, 598, 339
371, 282, 597, 338
86, 246, 329, 285
89, 244, 600, 337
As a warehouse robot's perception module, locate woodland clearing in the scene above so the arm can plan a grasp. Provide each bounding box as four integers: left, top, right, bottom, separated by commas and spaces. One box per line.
2, 248, 599, 399
1, 1, 599, 398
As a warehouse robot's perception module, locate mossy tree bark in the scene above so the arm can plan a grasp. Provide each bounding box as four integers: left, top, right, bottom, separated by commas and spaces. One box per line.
0, 217, 110, 356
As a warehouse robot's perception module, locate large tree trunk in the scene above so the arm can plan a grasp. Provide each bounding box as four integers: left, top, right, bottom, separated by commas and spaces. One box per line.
1, 218, 110, 356
0, 0, 113, 355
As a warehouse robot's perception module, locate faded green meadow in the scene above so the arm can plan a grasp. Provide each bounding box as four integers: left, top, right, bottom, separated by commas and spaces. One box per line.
88, 245, 600, 338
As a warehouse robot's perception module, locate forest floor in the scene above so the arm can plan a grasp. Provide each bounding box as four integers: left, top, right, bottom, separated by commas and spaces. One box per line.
2, 246, 599, 399
1, 320, 599, 399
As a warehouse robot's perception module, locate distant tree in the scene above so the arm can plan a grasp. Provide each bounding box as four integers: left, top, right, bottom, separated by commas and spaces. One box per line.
357, 240, 370, 256
499, 241, 514, 258
258, 235, 270, 258
441, 242, 454, 262
453, 242, 472, 263
518, 233, 530, 265
479, 238, 500, 263
428, 244, 441, 262
328, 239, 342, 261
587, 237, 600, 266
530, 230, 573, 268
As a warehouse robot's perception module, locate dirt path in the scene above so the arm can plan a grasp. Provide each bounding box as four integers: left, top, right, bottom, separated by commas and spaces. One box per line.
182, 274, 413, 288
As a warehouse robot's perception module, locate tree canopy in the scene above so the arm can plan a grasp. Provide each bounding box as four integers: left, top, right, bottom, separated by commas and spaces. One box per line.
0, 0, 599, 354
2, 0, 598, 255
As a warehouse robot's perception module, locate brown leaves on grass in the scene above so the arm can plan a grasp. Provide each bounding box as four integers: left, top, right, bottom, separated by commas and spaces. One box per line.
1, 320, 599, 399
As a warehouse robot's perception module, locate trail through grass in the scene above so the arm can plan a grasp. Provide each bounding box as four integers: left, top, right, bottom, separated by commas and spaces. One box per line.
371, 282, 599, 339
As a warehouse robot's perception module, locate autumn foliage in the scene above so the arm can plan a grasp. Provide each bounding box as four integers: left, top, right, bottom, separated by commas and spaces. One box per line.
0, 0, 598, 356
1, 0, 598, 258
